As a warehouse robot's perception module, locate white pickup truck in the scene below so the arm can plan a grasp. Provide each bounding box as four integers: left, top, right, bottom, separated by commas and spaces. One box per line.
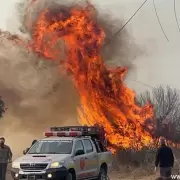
11, 126, 113, 180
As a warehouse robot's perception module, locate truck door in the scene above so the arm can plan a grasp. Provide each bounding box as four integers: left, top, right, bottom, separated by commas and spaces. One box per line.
82, 139, 99, 178
73, 140, 87, 179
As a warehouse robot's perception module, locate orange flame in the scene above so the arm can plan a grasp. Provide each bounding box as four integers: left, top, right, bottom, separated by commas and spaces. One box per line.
27, 3, 154, 151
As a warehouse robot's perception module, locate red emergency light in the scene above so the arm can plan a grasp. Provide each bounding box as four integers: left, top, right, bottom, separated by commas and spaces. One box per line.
44, 125, 107, 148
44, 131, 83, 137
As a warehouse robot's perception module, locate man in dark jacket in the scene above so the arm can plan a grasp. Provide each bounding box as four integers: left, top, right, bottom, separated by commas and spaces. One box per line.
0, 137, 13, 180
155, 137, 174, 179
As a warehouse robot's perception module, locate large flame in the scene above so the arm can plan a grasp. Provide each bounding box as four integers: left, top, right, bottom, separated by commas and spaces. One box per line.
23, 2, 154, 150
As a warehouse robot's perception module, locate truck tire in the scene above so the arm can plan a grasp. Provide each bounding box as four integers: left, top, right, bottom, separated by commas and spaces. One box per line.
66, 173, 72, 180
66, 171, 76, 180
97, 167, 108, 180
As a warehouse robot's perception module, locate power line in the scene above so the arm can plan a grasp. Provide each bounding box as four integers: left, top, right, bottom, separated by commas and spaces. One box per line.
152, 0, 169, 42
130, 79, 153, 89
130, 79, 180, 94
104, 0, 149, 47
174, 0, 180, 32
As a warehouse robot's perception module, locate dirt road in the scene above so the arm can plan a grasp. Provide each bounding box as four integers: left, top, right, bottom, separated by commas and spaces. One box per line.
7, 173, 157, 180
6, 168, 158, 180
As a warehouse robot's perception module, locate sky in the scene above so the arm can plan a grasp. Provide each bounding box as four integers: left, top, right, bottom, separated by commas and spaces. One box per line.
94, 0, 180, 93
0, 0, 180, 94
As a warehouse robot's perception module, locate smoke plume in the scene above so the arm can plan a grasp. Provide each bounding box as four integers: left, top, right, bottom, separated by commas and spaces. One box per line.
0, 0, 141, 157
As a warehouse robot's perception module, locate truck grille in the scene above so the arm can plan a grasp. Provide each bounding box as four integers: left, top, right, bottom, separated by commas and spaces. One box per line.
20, 163, 48, 170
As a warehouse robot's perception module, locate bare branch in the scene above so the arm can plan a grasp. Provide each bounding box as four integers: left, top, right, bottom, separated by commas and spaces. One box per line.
136, 85, 180, 140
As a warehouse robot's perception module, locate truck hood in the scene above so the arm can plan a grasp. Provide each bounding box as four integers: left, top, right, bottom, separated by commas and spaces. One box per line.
14, 154, 71, 163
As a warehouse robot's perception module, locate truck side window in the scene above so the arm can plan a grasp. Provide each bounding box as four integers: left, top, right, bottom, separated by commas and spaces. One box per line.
74, 140, 84, 154
83, 139, 93, 153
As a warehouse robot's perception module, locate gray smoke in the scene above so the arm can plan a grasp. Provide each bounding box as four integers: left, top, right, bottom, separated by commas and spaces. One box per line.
0, 0, 141, 157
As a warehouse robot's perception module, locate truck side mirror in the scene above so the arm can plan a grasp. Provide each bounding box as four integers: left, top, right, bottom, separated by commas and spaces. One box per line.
23, 150, 26, 155
75, 149, 84, 156
23, 148, 30, 155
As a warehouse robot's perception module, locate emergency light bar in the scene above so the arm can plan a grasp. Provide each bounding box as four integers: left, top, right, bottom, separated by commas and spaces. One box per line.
44, 131, 82, 137
44, 126, 106, 147
49, 126, 104, 135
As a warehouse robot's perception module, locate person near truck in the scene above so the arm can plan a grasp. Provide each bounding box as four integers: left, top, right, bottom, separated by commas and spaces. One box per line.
0, 137, 13, 180
155, 137, 174, 179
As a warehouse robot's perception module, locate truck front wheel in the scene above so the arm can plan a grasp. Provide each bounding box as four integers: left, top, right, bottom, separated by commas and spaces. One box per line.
98, 167, 108, 180
65, 170, 76, 180
66, 173, 72, 180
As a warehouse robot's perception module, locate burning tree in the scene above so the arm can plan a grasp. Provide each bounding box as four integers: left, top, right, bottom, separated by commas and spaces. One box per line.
137, 85, 180, 141
0, 96, 5, 119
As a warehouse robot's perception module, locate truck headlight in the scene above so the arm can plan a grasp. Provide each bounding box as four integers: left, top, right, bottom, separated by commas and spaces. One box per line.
50, 162, 63, 168
12, 162, 20, 169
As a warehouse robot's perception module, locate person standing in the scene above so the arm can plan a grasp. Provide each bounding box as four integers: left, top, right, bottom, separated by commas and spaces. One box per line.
0, 137, 13, 180
155, 137, 174, 179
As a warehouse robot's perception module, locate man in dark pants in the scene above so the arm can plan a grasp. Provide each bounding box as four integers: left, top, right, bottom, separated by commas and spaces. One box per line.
155, 137, 174, 179
0, 137, 12, 180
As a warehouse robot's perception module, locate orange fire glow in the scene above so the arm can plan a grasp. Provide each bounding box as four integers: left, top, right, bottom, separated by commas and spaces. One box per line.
27, 3, 154, 150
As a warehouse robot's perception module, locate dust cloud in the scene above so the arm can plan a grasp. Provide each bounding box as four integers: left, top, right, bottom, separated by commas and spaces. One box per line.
0, 0, 141, 157
0, 32, 79, 157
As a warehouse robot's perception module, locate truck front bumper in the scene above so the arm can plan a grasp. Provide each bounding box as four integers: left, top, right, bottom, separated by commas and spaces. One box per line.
11, 167, 69, 180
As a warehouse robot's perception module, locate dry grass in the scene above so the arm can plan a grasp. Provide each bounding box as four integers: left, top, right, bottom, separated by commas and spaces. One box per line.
113, 147, 180, 179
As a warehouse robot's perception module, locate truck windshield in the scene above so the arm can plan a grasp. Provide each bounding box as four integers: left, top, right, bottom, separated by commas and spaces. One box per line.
28, 140, 73, 154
